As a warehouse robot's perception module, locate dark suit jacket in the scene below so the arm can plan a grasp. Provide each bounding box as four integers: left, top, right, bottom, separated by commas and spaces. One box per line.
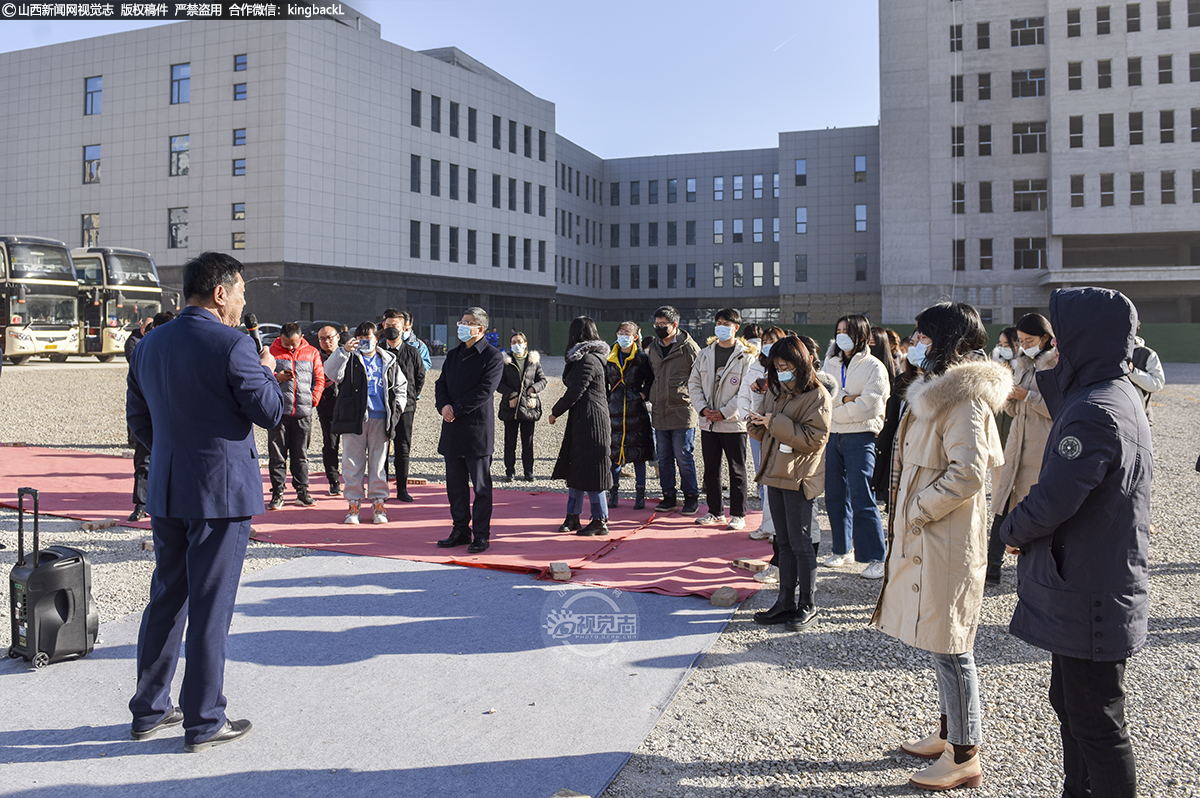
127, 305, 284, 518
435, 337, 504, 458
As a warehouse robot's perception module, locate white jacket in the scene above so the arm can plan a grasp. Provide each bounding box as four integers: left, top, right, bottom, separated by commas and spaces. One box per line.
737, 357, 768, 417
822, 347, 890, 435
689, 338, 753, 433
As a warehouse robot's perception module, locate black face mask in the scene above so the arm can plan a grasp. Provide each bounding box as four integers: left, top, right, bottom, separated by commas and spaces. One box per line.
654, 326, 672, 340
383, 327, 402, 342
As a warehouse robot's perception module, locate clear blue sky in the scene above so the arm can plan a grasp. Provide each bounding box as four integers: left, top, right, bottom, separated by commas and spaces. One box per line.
0, 0, 880, 159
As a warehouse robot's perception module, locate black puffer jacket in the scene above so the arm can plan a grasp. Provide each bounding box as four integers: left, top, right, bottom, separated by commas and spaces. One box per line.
605, 342, 655, 465
551, 340, 613, 492
1000, 287, 1153, 662
384, 339, 426, 414
497, 350, 548, 422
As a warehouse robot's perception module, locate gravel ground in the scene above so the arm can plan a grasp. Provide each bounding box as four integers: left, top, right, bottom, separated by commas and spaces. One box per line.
0, 356, 1195, 797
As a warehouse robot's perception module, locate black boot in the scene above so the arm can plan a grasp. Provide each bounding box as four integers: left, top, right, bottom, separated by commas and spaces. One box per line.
578, 517, 609, 536
680, 494, 700, 515
557, 514, 581, 533
786, 594, 819, 630
634, 486, 646, 510
608, 488, 618, 509
654, 492, 677, 512
396, 458, 414, 502
754, 595, 797, 625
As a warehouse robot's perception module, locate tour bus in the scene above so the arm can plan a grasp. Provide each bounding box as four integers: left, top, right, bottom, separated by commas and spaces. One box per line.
71, 246, 168, 362
1, 236, 80, 365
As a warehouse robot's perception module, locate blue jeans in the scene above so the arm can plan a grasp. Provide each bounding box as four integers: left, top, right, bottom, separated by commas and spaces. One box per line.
654, 427, 698, 497
931, 651, 982, 746
611, 460, 646, 488
566, 488, 608, 520
824, 431, 885, 562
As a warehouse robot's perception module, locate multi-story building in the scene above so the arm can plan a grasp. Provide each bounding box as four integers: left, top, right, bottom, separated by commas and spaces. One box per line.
881, 0, 1200, 324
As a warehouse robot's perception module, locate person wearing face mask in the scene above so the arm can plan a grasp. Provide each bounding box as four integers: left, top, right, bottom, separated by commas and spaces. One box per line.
821, 314, 891, 578
434, 307, 505, 554
738, 326, 786, 543
605, 321, 656, 510
325, 322, 407, 525
872, 302, 1011, 791
748, 335, 832, 628
126, 252, 282, 752
496, 331, 547, 482
688, 308, 754, 529
986, 313, 1056, 585
265, 322, 327, 510
871, 330, 922, 516
315, 325, 344, 495
645, 305, 702, 515
380, 309, 426, 502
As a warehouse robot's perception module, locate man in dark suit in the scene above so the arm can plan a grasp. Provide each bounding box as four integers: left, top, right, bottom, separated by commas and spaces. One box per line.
380, 308, 426, 502
126, 252, 283, 752
434, 306, 504, 553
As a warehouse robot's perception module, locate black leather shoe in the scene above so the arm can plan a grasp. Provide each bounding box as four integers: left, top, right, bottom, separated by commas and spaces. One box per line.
754, 602, 798, 625
397, 490, 414, 503
127, 507, 148, 523
437, 529, 473, 548
522, 474, 535, 482
467, 537, 490, 554
498, 474, 513, 482
184, 719, 252, 753
577, 518, 609, 537
131, 707, 183, 740
785, 606, 819, 631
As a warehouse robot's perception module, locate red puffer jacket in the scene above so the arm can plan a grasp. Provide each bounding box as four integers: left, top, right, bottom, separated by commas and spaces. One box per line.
268, 337, 326, 418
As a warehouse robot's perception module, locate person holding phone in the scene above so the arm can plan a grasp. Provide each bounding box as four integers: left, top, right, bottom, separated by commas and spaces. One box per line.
265, 322, 327, 510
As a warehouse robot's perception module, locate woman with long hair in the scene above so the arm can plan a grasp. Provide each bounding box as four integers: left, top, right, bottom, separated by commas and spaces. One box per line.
606, 320, 656, 510
821, 314, 891, 578
987, 314, 1056, 584
748, 336, 832, 629
496, 330, 547, 482
872, 301, 1011, 791
550, 317, 614, 535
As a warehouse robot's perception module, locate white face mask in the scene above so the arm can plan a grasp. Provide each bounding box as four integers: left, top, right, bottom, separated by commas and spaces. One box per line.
616, 334, 633, 349
997, 347, 1014, 360
836, 333, 855, 353
907, 341, 928, 368
358, 337, 375, 354
1022, 345, 1042, 359
761, 343, 772, 358
457, 324, 475, 342
714, 324, 734, 342
510, 343, 526, 356
776, 369, 794, 383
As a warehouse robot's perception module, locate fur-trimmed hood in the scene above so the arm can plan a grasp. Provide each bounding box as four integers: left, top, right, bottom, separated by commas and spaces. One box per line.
565, 339, 610, 362
905, 360, 1012, 420
502, 349, 541, 366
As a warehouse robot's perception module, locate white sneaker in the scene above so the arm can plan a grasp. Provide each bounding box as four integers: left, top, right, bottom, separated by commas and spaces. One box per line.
727, 516, 746, 531
753, 565, 780, 583
372, 500, 388, 525
822, 553, 850, 568
748, 526, 773, 540
696, 512, 726, 526
344, 501, 360, 525
861, 560, 885, 579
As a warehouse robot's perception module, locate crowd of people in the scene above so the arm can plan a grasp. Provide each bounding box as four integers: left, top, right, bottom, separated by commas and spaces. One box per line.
123, 252, 1160, 797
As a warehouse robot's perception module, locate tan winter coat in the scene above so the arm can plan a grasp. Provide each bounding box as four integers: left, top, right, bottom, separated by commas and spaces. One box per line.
992, 348, 1057, 514
689, 338, 755, 433
749, 380, 832, 499
872, 360, 1011, 654
646, 329, 701, 431
822, 348, 890, 435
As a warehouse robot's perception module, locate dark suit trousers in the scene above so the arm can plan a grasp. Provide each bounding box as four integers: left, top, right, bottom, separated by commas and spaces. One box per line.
391, 409, 415, 474
317, 405, 340, 482
700, 430, 748, 517
1049, 654, 1137, 798
129, 516, 252, 744
267, 414, 312, 492
131, 433, 151, 509
444, 455, 493, 539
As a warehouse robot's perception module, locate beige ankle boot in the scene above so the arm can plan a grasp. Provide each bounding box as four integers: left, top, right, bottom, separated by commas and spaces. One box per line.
908, 743, 982, 791
901, 714, 947, 759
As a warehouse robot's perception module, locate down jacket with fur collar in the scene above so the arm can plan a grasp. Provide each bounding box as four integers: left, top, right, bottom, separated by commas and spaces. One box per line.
872, 359, 1012, 654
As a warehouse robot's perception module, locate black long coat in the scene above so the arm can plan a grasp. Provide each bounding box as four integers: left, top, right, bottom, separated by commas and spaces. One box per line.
435, 338, 505, 458
604, 343, 655, 465
551, 340, 613, 492
497, 350, 548, 422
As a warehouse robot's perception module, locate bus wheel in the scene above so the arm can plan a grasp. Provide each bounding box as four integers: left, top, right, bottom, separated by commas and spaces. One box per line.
96, 354, 116, 363
48, 354, 69, 363
6, 355, 30, 366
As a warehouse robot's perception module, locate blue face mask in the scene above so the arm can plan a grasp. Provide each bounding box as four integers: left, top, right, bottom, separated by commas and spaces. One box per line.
714, 324, 734, 342
777, 369, 795, 383
761, 343, 772, 358
616, 334, 633, 349
401, 329, 412, 341
457, 324, 475, 342
907, 340, 928, 368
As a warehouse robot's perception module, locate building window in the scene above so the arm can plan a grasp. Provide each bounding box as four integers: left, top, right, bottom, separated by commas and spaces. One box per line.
1098, 60, 1114, 88
427, 96, 440, 133
794, 254, 808, 283
686, 177, 697, 202
855, 204, 867, 232
468, 107, 477, 142
979, 124, 993, 156
492, 174, 501, 208
1192, 52, 1200, 82
1067, 7, 1081, 35
611, 182, 620, 206
854, 253, 868, 282
952, 126, 965, 157
232, 232, 245, 250
752, 218, 763, 243
1014, 179, 1049, 211
508, 178, 516, 211
713, 219, 724, 244
630, 223, 640, 247
953, 182, 966, 214
448, 163, 459, 200
733, 175, 744, 200
977, 21, 991, 48
448, 101, 459, 137
429, 160, 440, 197
608, 265, 619, 290
1098, 4, 1113, 32
1124, 3, 1138, 32
609, 223, 620, 248
980, 238, 993, 269
751, 261, 763, 287
854, 156, 867, 183
1071, 174, 1086, 207
1100, 113, 1115, 146
731, 219, 743, 244
951, 23, 963, 51
978, 72, 992, 100
1191, 0, 1200, 25
667, 263, 678, 289
492, 115, 501, 149
1130, 112, 1144, 144
81, 213, 99, 247
648, 222, 659, 247
489, 233, 499, 267
732, 262, 744, 288
466, 229, 477, 264
712, 262, 723, 288
234, 83, 247, 101
774, 172, 780, 198
1162, 170, 1176, 203
429, 224, 441, 261
773, 217, 780, 242
714, 176, 724, 200
467, 169, 477, 204
649, 179, 659, 204
232, 202, 245, 220
408, 221, 421, 259
683, 262, 695, 288
1129, 56, 1143, 85
1068, 61, 1083, 90
953, 239, 966, 271
539, 129, 547, 161
1012, 121, 1047, 153
508, 119, 517, 154
171, 63, 190, 104
668, 178, 678, 203
1013, 237, 1047, 269
83, 144, 100, 184
1101, 173, 1115, 206
1070, 115, 1084, 147
1193, 170, 1200, 203
1193, 108, 1200, 141
169, 135, 189, 176
522, 238, 531, 270
232, 158, 246, 176
507, 235, 516, 269
1160, 109, 1175, 143
538, 240, 546, 272
1158, 0, 1172, 27
794, 160, 806, 187
523, 181, 531, 214
1011, 17, 1046, 45
1012, 69, 1046, 97
168, 207, 188, 249
1131, 171, 1146, 205
980, 181, 993, 213
234, 53, 247, 71
411, 155, 421, 193
84, 75, 101, 115
951, 74, 964, 102
520, 125, 530, 158
663, 221, 675, 246
1159, 54, 1173, 84
538, 185, 546, 216
630, 181, 640, 206
753, 174, 764, 198
795, 207, 807, 234
629, 264, 640, 289
233, 128, 246, 146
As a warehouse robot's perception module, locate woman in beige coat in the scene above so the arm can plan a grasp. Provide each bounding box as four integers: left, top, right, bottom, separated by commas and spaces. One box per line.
986, 313, 1056, 584
746, 336, 832, 629
871, 301, 1011, 792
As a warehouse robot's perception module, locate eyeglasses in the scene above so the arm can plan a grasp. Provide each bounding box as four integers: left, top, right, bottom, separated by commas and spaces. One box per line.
318, 335, 338, 341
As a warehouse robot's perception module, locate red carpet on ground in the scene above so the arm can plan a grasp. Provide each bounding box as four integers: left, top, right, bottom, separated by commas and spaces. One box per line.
1, 446, 772, 599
